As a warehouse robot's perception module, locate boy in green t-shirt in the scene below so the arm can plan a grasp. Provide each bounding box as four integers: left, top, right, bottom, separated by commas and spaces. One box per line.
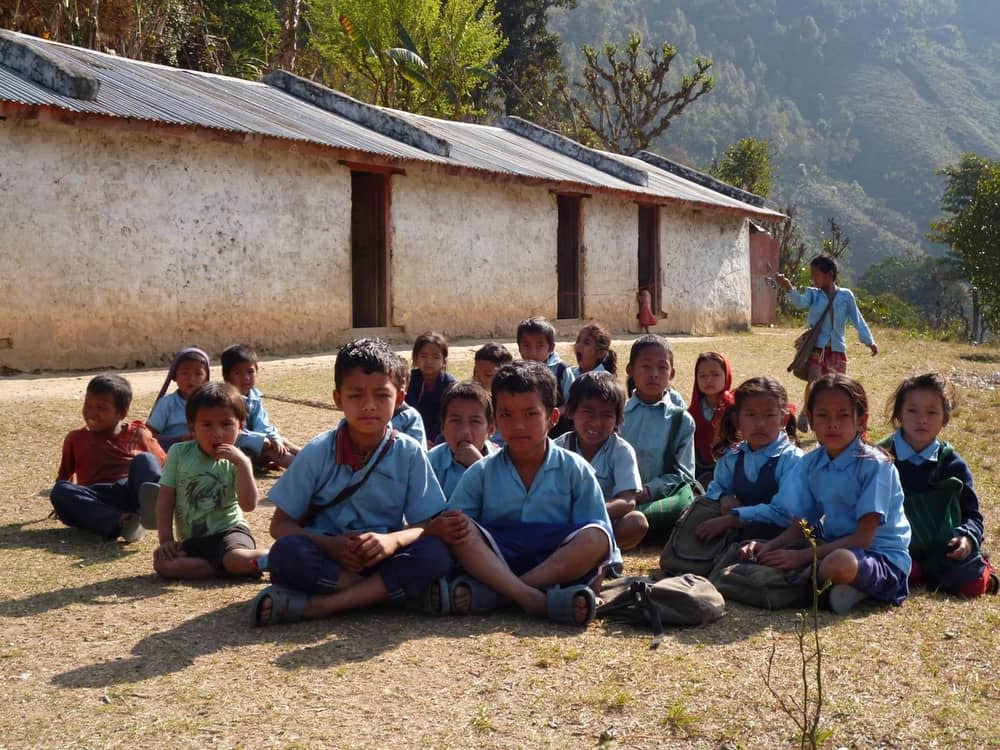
152, 382, 267, 579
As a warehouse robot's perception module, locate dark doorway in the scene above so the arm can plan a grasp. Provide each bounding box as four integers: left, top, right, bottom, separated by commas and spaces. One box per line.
557, 195, 582, 319
351, 171, 389, 327
637, 204, 660, 315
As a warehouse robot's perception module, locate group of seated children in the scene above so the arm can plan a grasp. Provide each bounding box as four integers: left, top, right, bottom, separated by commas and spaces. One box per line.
49, 317, 996, 629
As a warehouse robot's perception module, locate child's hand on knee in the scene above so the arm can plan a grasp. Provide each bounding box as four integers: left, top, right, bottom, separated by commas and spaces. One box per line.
325, 533, 366, 572
426, 511, 470, 544
154, 540, 184, 563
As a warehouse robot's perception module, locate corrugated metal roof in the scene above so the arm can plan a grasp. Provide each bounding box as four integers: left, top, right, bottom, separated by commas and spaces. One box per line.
0, 30, 784, 221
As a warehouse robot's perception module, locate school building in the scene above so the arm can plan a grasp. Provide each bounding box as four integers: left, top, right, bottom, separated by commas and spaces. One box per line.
0, 29, 784, 372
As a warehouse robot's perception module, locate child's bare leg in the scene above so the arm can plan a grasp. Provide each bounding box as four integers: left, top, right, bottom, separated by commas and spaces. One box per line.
819, 549, 860, 585
519, 527, 609, 589
154, 554, 218, 580
258, 571, 384, 624
613, 512, 649, 550
449, 530, 548, 616
222, 548, 267, 578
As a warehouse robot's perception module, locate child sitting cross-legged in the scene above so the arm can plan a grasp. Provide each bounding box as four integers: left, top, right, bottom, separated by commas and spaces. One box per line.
147, 347, 211, 450
250, 338, 454, 626
50, 374, 165, 543
152, 382, 267, 579
428, 381, 499, 498
694, 377, 803, 543
688, 352, 735, 483
555, 371, 648, 564
221, 344, 301, 469
443, 360, 616, 626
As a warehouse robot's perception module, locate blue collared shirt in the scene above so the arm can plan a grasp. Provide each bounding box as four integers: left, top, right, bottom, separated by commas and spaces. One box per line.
570, 362, 607, 380
707, 432, 802, 501
427, 440, 500, 498
147, 391, 188, 440
267, 420, 447, 535
788, 286, 875, 353
891, 430, 940, 465
391, 404, 428, 449
545, 351, 576, 403
554, 432, 641, 502
620, 394, 696, 500
235, 387, 281, 455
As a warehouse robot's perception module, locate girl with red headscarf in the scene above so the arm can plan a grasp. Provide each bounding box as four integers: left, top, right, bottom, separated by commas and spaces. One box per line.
688, 352, 735, 483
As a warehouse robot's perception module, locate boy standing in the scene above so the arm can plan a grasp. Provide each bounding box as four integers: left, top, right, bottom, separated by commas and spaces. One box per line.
51, 374, 165, 542
428, 381, 499, 497
153, 382, 266, 579
251, 338, 453, 626
445, 361, 615, 626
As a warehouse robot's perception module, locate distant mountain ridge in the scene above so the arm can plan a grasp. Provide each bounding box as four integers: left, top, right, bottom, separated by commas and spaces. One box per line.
550, 0, 1000, 275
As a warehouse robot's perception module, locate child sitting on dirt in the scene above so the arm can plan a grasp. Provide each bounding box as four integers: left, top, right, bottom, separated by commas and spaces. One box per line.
221, 344, 300, 469
472, 342, 514, 393
688, 352, 735, 483
392, 368, 428, 448
442, 360, 615, 626
405, 331, 457, 447
517, 317, 575, 437
428, 381, 499, 497
152, 382, 266, 579
251, 338, 454, 626
147, 347, 211, 449
50, 374, 165, 543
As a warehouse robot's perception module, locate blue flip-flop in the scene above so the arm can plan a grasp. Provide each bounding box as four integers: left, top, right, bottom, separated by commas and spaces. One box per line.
407, 576, 451, 616
249, 585, 308, 627
545, 584, 597, 626
449, 574, 499, 615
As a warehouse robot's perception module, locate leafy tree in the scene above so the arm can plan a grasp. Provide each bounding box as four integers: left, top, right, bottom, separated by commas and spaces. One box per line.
561, 33, 713, 155
928, 153, 998, 245
859, 254, 968, 335
709, 137, 773, 197
307, 0, 505, 119
493, 0, 575, 124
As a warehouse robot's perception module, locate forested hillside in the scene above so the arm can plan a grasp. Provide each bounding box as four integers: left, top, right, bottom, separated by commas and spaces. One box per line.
551, 0, 1000, 275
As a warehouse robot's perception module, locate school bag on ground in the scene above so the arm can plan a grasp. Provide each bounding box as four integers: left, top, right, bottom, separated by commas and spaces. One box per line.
659, 496, 736, 576
597, 574, 725, 648
708, 542, 813, 610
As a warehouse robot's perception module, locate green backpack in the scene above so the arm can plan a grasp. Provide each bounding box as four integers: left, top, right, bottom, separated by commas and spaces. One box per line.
708, 542, 814, 610
597, 574, 725, 648
659, 496, 736, 576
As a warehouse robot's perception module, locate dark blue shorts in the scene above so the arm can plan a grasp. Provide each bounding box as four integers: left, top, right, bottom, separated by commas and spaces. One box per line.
477, 520, 610, 582
847, 548, 909, 605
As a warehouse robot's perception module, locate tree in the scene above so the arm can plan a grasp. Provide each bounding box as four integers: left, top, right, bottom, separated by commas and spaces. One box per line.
307, 0, 505, 119
709, 137, 773, 197
493, 0, 575, 124
561, 33, 713, 155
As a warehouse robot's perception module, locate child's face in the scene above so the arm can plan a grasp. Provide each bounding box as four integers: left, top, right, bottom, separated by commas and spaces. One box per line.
696, 360, 726, 398
442, 399, 493, 454
226, 361, 257, 395
415, 343, 446, 380
810, 267, 836, 290
574, 332, 602, 372
82, 392, 126, 434
899, 388, 945, 453
175, 359, 209, 399
809, 388, 864, 459
518, 333, 552, 363
627, 346, 673, 403
737, 394, 784, 452
334, 369, 404, 447
494, 390, 556, 458
472, 360, 499, 390
190, 405, 241, 458
571, 397, 618, 453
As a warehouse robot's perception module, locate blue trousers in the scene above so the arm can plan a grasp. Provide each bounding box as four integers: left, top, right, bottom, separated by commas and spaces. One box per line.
267, 533, 452, 602
49, 452, 162, 539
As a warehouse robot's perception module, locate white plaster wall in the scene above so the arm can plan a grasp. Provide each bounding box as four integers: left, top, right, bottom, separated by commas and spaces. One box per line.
580, 194, 638, 329
390, 169, 558, 338
1, 120, 352, 371
659, 208, 751, 333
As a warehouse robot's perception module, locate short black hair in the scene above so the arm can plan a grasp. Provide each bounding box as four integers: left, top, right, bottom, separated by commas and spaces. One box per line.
565, 370, 626, 425
412, 331, 449, 363
185, 382, 247, 424
491, 360, 557, 411
334, 338, 407, 391
220, 344, 258, 380
810, 255, 838, 279
516, 317, 556, 349
474, 342, 514, 367
441, 381, 494, 425
86, 374, 132, 414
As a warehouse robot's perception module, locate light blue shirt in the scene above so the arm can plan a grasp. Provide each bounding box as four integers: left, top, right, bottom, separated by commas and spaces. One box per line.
891, 430, 940, 466
570, 362, 607, 380
236, 387, 281, 455
147, 391, 189, 440
788, 286, 875, 353
391, 404, 427, 449
751, 436, 911, 574
707, 432, 802, 501
668, 389, 687, 409
620, 394, 696, 500
427, 440, 500, 498
267, 420, 447, 535
545, 351, 575, 403
555, 432, 641, 501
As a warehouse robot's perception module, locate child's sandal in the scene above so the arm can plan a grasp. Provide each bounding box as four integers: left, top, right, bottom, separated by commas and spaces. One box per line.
545, 584, 596, 626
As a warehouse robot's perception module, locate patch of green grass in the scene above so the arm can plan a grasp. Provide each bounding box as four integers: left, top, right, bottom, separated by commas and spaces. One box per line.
471, 705, 495, 733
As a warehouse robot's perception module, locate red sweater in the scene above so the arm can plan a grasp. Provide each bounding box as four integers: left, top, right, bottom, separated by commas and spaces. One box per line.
57, 420, 166, 485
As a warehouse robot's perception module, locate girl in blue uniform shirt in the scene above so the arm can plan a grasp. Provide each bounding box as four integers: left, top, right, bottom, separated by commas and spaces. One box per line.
694, 376, 803, 543
741, 374, 912, 614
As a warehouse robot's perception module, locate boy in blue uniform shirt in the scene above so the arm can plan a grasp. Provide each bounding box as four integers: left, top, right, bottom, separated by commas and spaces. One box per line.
427, 381, 499, 497
250, 338, 453, 626
444, 361, 615, 626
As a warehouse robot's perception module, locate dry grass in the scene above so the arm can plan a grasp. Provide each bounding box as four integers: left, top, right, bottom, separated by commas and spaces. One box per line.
1, 327, 998, 749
